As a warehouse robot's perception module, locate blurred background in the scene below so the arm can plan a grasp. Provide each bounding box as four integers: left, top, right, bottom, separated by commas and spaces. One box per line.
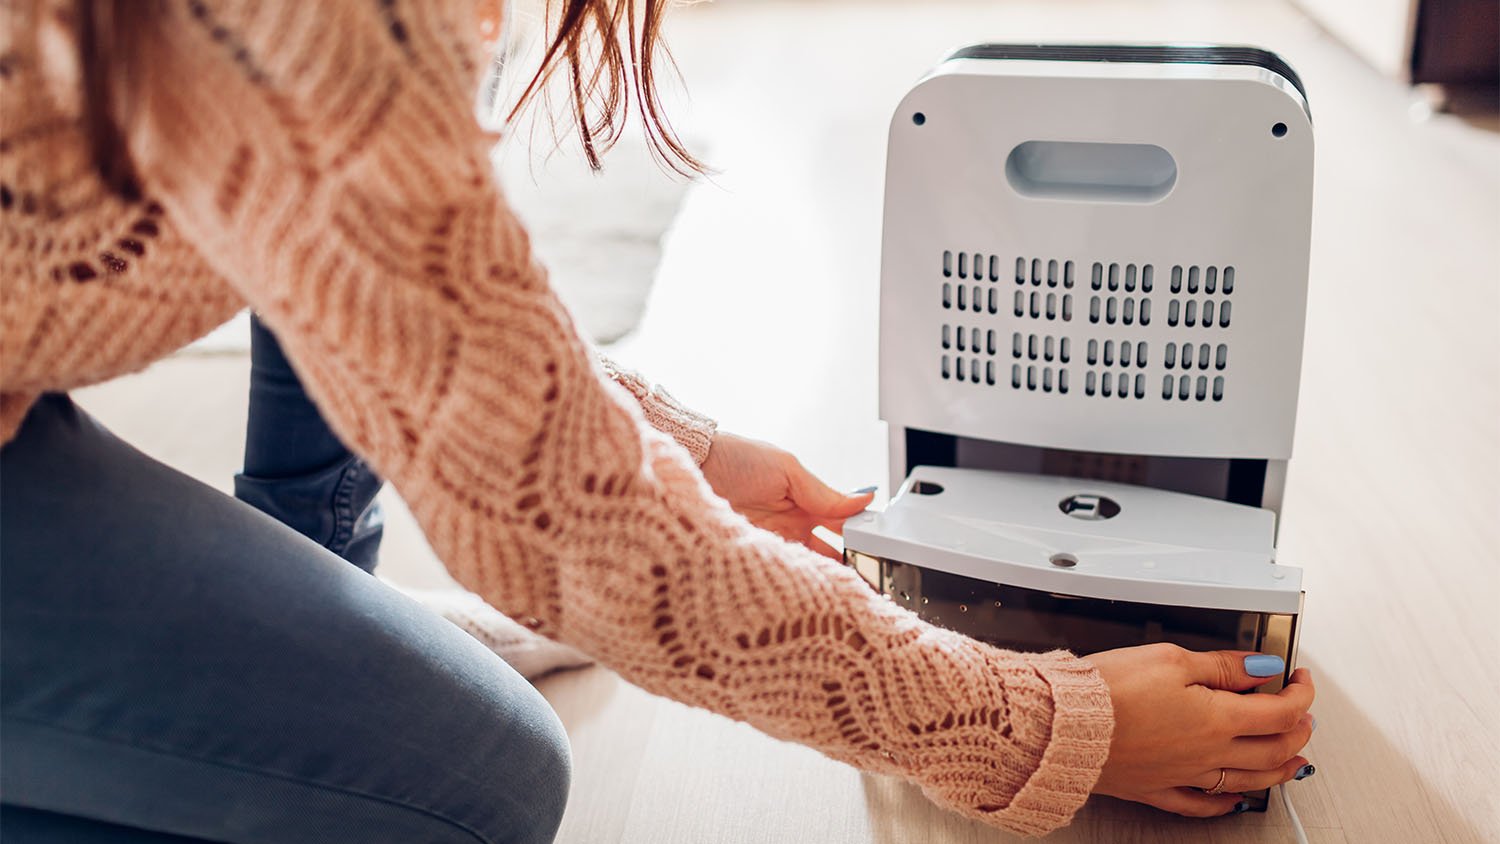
77, 1, 1497, 841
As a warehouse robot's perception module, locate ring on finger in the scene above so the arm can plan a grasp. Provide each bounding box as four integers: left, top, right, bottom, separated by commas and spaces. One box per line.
1203, 768, 1229, 796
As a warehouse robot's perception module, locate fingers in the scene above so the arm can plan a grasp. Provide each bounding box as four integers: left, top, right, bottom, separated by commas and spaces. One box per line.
1179, 649, 1288, 692
786, 461, 874, 520
1226, 712, 1315, 770
1191, 755, 1311, 793
1139, 787, 1246, 818
1216, 667, 1316, 736
814, 491, 875, 524
785, 460, 850, 515
815, 508, 871, 535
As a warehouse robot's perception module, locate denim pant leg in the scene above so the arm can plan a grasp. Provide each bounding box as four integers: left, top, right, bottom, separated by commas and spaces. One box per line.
234, 314, 384, 573
1, 805, 214, 842
1, 395, 570, 844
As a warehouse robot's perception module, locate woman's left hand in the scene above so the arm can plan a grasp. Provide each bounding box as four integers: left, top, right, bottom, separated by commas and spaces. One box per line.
699, 432, 875, 560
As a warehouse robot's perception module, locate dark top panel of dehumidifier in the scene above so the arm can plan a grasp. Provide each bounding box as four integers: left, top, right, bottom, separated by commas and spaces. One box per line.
946, 44, 1309, 107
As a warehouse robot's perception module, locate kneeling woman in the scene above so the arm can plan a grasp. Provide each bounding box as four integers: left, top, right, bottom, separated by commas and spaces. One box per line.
0, 1, 1315, 841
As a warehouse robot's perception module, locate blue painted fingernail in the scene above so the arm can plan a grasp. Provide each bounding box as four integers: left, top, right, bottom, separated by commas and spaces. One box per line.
1244, 654, 1285, 677
1310, 715, 1317, 733
1295, 764, 1316, 781
1233, 800, 1251, 814
852, 485, 878, 495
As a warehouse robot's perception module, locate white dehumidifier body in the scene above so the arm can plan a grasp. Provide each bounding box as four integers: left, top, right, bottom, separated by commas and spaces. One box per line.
842, 45, 1314, 813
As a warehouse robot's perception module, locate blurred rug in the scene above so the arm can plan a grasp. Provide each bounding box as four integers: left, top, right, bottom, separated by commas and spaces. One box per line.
495, 130, 699, 344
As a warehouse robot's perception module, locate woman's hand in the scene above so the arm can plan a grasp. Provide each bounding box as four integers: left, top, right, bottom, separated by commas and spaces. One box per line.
700, 432, 874, 560
1085, 644, 1316, 817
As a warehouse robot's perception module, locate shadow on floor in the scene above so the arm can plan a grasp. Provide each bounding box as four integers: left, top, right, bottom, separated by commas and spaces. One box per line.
1429, 83, 1500, 133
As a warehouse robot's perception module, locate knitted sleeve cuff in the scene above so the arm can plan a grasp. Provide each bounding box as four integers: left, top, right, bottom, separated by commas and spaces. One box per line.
984, 650, 1115, 836
597, 354, 718, 466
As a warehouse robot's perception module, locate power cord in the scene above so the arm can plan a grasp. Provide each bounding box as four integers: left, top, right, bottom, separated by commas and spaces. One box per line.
1278, 783, 1310, 844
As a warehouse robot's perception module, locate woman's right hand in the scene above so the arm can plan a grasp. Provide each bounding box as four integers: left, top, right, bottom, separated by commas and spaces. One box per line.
1084, 643, 1316, 817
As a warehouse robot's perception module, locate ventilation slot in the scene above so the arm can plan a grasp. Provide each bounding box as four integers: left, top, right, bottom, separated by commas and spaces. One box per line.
943, 249, 1003, 282
1007, 332, 1070, 394
1013, 364, 1064, 393
1160, 372, 1226, 402
1003, 256, 1077, 321
941, 250, 1003, 314
1017, 257, 1075, 288
942, 281, 995, 313
1015, 290, 1070, 321
940, 323, 998, 385
1089, 295, 1149, 326
1014, 332, 1072, 364
941, 355, 985, 384
1164, 342, 1228, 373
1082, 338, 1150, 400
1087, 372, 1148, 399
1090, 262, 1155, 293
1165, 264, 1234, 328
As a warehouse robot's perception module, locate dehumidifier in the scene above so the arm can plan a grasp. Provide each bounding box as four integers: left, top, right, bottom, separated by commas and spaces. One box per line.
843, 44, 1314, 813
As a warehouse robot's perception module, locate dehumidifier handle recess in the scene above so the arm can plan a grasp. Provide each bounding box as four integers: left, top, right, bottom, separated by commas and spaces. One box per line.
1004, 139, 1178, 203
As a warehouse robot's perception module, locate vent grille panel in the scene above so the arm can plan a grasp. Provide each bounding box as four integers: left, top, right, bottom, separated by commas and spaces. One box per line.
937, 252, 1236, 403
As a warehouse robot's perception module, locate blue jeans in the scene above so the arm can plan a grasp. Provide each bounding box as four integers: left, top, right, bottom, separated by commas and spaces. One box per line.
234, 315, 386, 573
0, 389, 570, 840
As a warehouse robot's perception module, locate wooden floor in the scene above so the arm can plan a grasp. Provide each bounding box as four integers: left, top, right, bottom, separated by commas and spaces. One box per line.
74, 0, 1498, 842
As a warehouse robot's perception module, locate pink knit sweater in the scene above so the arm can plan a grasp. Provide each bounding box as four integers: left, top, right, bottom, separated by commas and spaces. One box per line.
0, 1, 1113, 834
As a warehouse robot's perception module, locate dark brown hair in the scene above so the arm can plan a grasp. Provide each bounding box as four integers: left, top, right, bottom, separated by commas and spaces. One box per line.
77, 0, 146, 200
514, 0, 705, 176
78, 0, 704, 199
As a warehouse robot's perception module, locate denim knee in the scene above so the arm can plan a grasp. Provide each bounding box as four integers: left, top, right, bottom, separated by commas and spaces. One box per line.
492, 699, 572, 844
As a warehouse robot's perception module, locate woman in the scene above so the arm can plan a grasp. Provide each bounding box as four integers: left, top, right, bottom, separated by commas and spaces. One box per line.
0, 1, 1316, 841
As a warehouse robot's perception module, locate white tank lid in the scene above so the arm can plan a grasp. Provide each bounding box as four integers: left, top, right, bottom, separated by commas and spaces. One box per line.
844, 465, 1302, 614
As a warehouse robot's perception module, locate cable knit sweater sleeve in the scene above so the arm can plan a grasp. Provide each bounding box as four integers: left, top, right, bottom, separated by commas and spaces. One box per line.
597, 354, 716, 465
126, 1, 1111, 834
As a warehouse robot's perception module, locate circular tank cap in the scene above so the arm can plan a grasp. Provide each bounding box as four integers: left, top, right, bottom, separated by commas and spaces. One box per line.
1059, 494, 1121, 520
